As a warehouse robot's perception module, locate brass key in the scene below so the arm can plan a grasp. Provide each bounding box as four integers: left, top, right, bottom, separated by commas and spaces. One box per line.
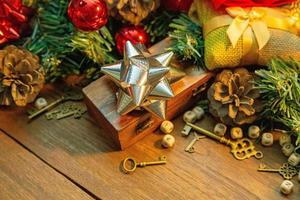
122, 156, 167, 173
187, 122, 263, 160
258, 163, 298, 179
29, 90, 83, 120
185, 132, 205, 153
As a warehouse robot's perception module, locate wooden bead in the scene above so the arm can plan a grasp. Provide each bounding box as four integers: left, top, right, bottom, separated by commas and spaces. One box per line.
161, 134, 175, 148
279, 133, 291, 146
34, 97, 48, 110
288, 152, 300, 167
280, 180, 294, 195
183, 111, 197, 123
160, 121, 174, 134
261, 132, 273, 146
192, 106, 205, 120
281, 143, 295, 157
248, 125, 260, 139
230, 127, 243, 140
214, 123, 227, 136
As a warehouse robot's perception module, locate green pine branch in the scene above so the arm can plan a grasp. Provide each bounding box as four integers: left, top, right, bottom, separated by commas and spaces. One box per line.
255, 58, 300, 146
168, 13, 205, 67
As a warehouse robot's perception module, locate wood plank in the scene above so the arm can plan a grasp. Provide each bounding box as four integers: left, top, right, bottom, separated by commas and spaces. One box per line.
0, 130, 93, 200
0, 86, 298, 200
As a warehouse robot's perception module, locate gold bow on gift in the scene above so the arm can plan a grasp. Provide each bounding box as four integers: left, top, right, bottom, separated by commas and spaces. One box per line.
226, 7, 270, 50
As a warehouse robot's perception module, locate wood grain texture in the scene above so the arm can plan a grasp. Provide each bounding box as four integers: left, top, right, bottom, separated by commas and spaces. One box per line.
0, 86, 299, 200
0, 130, 93, 200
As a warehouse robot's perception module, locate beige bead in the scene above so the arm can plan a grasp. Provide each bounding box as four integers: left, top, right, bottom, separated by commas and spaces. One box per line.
181, 124, 192, 136
192, 106, 205, 120
288, 152, 300, 167
160, 120, 174, 134
34, 97, 48, 110
214, 123, 227, 136
280, 180, 294, 195
230, 127, 243, 140
279, 133, 291, 146
281, 143, 295, 157
183, 111, 197, 123
261, 132, 273, 146
161, 134, 175, 148
248, 125, 260, 139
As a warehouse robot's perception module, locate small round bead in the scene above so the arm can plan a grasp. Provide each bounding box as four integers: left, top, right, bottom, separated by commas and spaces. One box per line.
34, 97, 48, 110
160, 120, 174, 134
214, 123, 227, 136
288, 152, 300, 167
281, 143, 295, 157
248, 125, 260, 139
230, 127, 243, 140
183, 111, 197, 123
279, 133, 291, 146
280, 180, 294, 195
161, 134, 175, 148
261, 132, 273, 146
192, 106, 205, 120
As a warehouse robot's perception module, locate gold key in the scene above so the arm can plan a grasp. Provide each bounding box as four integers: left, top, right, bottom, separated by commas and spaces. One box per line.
29, 90, 83, 120
122, 156, 167, 174
258, 163, 298, 179
187, 122, 263, 160
185, 132, 205, 153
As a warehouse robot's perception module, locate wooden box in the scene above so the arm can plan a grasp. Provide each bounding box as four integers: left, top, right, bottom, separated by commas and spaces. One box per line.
83, 39, 213, 149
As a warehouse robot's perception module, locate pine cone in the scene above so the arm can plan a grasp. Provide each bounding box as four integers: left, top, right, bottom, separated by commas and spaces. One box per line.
107, 0, 160, 25
207, 68, 262, 125
0, 45, 44, 106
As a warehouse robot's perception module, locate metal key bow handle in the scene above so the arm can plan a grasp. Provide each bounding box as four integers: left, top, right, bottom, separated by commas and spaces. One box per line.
230, 138, 263, 160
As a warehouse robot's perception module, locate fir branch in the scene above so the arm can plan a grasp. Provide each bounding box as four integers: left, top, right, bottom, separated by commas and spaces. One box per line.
70, 27, 116, 65
144, 11, 177, 43
168, 13, 205, 67
255, 58, 300, 146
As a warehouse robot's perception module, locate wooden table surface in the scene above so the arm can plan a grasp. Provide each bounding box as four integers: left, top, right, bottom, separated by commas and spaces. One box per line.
0, 86, 299, 200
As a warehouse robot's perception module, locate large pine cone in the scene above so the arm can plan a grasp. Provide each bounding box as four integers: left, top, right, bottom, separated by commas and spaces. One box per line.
106, 0, 160, 25
0, 45, 44, 106
207, 68, 262, 125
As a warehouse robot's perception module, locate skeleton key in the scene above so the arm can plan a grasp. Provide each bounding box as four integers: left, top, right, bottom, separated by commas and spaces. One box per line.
187, 122, 263, 160
122, 156, 167, 174
258, 163, 298, 179
28, 90, 83, 120
185, 132, 205, 153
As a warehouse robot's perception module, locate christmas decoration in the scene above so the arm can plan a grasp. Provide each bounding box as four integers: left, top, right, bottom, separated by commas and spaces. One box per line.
255, 58, 300, 147
0, 45, 44, 106
115, 26, 150, 54
168, 13, 204, 66
24, 0, 115, 82
0, 0, 30, 45
190, 0, 300, 70
212, 0, 296, 10
208, 68, 262, 126
106, 0, 159, 25
101, 41, 174, 119
161, 0, 193, 12
68, 0, 108, 32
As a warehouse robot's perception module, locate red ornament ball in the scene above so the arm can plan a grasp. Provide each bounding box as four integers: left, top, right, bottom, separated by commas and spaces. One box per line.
115, 26, 150, 55
161, 0, 194, 12
68, 0, 108, 32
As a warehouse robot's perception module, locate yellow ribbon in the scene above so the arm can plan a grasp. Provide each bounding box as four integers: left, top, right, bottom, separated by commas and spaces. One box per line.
226, 7, 270, 50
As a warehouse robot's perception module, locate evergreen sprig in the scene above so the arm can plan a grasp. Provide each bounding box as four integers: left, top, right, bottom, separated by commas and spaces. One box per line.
168, 13, 204, 67
22, 0, 115, 82
255, 58, 300, 146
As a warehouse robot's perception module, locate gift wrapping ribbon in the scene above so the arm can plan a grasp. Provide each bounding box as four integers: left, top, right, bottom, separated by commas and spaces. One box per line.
203, 6, 298, 62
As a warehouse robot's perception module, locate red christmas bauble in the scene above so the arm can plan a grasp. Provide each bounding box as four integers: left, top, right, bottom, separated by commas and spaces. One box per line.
161, 0, 193, 12
115, 26, 150, 55
68, 0, 108, 32
0, 0, 29, 44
